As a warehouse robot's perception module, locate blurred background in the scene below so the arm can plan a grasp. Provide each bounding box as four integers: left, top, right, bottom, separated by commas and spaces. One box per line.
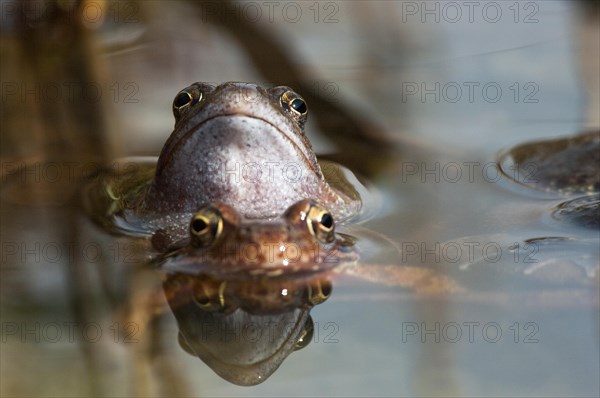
1, 1, 599, 397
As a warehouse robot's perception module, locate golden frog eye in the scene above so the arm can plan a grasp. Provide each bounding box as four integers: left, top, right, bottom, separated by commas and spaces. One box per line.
193, 279, 226, 312
174, 91, 193, 107
172, 90, 199, 119
306, 203, 335, 244
172, 82, 215, 121
280, 90, 308, 125
294, 315, 314, 351
284, 200, 336, 243
190, 205, 224, 248
307, 279, 332, 305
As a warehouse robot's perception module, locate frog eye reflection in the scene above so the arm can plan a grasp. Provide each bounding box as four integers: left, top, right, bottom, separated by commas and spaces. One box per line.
190, 206, 223, 248
193, 280, 226, 312
294, 315, 314, 351
306, 204, 335, 244
280, 90, 308, 124
308, 279, 332, 305
193, 279, 226, 311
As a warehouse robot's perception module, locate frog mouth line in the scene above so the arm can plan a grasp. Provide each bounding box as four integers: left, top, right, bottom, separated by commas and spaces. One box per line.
159, 249, 349, 278
161, 113, 320, 176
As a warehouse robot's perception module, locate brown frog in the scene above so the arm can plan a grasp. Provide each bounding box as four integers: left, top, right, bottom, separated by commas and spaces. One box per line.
85, 82, 363, 236
154, 199, 359, 278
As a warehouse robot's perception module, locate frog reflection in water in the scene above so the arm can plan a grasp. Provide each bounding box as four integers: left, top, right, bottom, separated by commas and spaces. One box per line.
88, 82, 362, 236
163, 272, 331, 386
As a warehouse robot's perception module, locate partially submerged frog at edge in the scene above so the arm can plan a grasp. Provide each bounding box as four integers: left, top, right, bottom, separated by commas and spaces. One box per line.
155, 199, 358, 277
86, 82, 363, 236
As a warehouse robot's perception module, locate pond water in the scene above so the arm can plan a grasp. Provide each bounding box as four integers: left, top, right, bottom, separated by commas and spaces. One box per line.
1, 1, 598, 397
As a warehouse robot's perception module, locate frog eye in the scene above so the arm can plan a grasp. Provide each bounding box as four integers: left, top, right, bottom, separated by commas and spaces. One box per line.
307, 279, 332, 305
280, 90, 308, 125
294, 315, 314, 351
174, 91, 194, 108
306, 204, 335, 244
172, 89, 199, 119
284, 200, 336, 244
172, 82, 215, 121
190, 205, 224, 248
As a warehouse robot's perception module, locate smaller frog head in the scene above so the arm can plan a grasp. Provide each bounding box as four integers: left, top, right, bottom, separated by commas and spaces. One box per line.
156, 199, 358, 277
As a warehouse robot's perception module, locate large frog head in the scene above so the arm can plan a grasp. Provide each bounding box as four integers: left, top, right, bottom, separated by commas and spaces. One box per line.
144, 82, 357, 220
154, 199, 358, 277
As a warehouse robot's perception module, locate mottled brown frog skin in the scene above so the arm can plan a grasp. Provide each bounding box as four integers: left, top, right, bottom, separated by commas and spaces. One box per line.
155, 199, 358, 278
142, 82, 360, 220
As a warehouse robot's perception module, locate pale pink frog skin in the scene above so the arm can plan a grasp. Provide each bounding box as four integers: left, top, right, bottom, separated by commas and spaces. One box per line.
143, 82, 360, 221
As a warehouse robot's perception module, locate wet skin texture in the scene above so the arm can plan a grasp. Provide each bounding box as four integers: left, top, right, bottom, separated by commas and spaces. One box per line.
143, 82, 359, 220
